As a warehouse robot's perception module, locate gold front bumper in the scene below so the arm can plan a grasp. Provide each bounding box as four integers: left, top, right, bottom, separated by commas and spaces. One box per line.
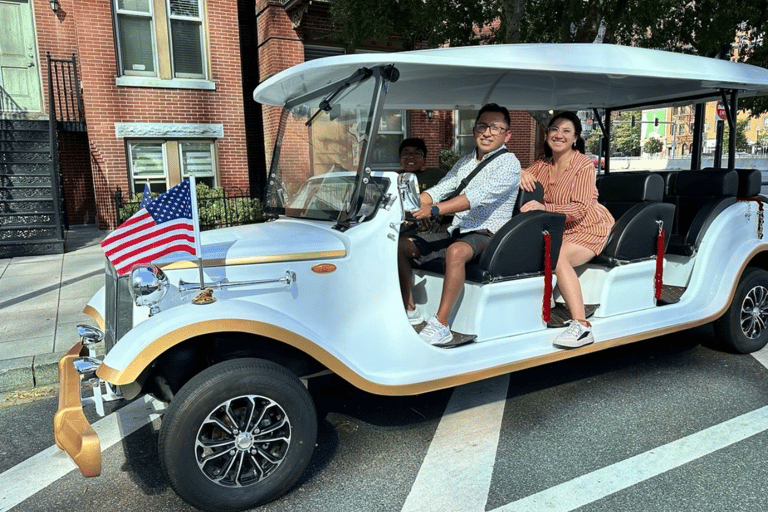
53, 342, 101, 477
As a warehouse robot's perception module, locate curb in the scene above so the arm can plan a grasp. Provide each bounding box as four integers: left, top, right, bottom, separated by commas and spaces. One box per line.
0, 351, 67, 393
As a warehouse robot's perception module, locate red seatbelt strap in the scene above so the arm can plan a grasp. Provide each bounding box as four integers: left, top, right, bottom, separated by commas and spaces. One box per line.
655, 220, 665, 300
542, 231, 552, 322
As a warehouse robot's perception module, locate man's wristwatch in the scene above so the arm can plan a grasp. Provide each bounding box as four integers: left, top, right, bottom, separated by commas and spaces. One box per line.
430, 205, 440, 217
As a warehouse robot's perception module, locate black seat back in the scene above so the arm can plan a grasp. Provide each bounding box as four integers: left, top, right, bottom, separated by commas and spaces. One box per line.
467, 210, 566, 282
703, 167, 761, 197
593, 172, 675, 266
665, 169, 737, 255
416, 183, 565, 283
513, 181, 544, 214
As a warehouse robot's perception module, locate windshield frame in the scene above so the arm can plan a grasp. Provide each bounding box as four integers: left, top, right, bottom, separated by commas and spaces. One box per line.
262, 65, 396, 227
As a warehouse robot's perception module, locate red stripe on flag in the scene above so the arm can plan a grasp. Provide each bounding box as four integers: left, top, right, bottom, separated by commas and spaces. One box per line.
100, 211, 153, 247
110, 230, 196, 268
103, 220, 194, 259
114, 242, 197, 275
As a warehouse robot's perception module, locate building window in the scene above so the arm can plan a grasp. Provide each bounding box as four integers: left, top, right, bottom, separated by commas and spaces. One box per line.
128, 140, 216, 195
180, 141, 216, 185
115, 0, 206, 80
115, 0, 157, 76
455, 109, 479, 155
168, 0, 204, 77
371, 110, 405, 168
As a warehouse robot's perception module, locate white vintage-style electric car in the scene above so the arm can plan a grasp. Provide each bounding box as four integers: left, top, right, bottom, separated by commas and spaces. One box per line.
55, 44, 768, 511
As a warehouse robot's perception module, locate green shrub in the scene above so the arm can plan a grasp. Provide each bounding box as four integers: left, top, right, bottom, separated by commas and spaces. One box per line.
439, 149, 462, 173
118, 183, 264, 229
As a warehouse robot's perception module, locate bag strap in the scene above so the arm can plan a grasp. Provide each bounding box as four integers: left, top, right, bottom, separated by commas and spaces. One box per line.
448, 148, 508, 200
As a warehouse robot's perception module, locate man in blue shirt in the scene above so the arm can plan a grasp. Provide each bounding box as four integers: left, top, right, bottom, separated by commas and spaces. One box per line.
398, 103, 521, 346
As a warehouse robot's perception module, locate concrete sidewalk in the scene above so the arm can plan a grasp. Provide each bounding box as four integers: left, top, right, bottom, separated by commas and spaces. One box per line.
0, 225, 107, 393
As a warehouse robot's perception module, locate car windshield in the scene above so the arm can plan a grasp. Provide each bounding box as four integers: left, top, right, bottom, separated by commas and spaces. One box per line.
263, 72, 386, 221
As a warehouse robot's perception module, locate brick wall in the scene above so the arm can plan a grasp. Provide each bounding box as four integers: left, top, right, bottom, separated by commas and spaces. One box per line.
254, 2, 539, 180
36, 0, 251, 229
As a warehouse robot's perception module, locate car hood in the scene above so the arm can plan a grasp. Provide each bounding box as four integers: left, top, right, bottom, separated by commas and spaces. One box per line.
158, 220, 347, 269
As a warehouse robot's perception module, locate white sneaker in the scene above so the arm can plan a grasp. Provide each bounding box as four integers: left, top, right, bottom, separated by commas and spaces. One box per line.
553, 320, 594, 349
406, 306, 424, 325
419, 315, 453, 346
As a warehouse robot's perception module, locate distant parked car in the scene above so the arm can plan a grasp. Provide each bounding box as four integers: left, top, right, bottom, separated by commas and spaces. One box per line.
587, 153, 605, 167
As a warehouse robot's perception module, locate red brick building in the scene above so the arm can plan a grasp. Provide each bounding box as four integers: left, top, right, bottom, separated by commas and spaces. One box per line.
2, 0, 538, 236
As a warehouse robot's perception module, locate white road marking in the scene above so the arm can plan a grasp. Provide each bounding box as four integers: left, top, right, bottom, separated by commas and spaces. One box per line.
750, 344, 768, 370
401, 374, 510, 512
492, 405, 768, 512
3, 345, 768, 511
0, 395, 165, 512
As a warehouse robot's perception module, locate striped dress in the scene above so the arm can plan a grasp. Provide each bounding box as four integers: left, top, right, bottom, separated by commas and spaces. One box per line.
525, 152, 614, 255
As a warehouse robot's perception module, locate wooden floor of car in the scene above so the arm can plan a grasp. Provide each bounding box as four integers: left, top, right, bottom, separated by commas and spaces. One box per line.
547, 304, 599, 328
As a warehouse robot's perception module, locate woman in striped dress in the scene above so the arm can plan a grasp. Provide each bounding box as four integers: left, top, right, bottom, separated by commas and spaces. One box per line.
520, 111, 614, 349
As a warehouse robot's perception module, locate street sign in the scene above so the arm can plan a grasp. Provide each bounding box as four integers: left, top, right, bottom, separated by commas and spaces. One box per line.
716, 101, 727, 120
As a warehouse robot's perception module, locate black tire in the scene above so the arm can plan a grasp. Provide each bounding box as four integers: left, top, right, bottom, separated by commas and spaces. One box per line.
158, 358, 317, 512
714, 267, 768, 354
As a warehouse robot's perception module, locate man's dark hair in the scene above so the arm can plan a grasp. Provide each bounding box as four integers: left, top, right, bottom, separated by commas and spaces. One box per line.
399, 137, 428, 157
476, 103, 511, 127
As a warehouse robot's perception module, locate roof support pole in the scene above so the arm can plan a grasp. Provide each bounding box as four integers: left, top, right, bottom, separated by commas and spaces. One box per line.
690, 103, 705, 170
603, 109, 611, 174
728, 90, 738, 171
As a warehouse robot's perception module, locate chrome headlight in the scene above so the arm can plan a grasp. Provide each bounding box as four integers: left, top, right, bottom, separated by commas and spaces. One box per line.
129, 265, 169, 315
398, 172, 421, 212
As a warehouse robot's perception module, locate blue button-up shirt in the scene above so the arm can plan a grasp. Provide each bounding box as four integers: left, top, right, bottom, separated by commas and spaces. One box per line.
425, 146, 520, 234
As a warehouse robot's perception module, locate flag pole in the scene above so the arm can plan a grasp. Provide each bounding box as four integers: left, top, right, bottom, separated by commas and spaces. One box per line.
188, 176, 205, 289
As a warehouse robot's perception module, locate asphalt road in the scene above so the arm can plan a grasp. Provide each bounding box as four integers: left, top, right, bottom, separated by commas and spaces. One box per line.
2, 324, 768, 512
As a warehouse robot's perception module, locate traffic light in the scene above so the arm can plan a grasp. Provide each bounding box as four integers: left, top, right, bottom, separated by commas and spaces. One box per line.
654, 117, 659, 127
631, 116, 635, 127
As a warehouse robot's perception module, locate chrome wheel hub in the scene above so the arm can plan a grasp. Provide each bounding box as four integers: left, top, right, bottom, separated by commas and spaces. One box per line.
195, 395, 291, 487
740, 285, 768, 339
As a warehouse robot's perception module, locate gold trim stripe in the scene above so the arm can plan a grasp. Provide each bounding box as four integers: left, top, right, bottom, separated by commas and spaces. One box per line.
159, 250, 346, 270
83, 305, 105, 331
98, 248, 766, 397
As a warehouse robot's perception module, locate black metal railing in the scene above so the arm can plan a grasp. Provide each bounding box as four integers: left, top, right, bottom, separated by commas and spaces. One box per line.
115, 186, 264, 230
47, 53, 85, 127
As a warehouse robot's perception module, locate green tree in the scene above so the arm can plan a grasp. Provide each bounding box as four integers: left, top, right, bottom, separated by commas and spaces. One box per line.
723, 118, 751, 152
586, 129, 602, 155
757, 127, 768, 153
644, 137, 663, 155
610, 111, 641, 155
330, 1, 768, 113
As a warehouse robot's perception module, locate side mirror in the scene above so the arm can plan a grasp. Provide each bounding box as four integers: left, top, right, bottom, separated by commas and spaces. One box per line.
397, 173, 420, 212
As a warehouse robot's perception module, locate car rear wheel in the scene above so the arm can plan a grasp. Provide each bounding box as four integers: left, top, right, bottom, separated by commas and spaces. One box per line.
714, 267, 768, 354
158, 358, 317, 511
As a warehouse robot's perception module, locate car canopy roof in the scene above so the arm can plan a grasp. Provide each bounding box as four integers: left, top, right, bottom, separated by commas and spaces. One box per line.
253, 43, 768, 111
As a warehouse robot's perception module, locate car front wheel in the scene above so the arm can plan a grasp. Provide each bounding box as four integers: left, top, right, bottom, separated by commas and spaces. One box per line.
714, 266, 768, 354
158, 358, 317, 511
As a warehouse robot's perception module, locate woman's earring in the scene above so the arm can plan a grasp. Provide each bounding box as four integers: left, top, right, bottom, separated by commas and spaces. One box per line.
572, 142, 577, 148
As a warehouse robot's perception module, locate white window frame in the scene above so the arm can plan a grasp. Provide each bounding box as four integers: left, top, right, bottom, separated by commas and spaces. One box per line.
115, 0, 159, 77
167, 0, 206, 79
127, 139, 217, 195
114, 0, 208, 81
180, 140, 217, 184
455, 108, 480, 156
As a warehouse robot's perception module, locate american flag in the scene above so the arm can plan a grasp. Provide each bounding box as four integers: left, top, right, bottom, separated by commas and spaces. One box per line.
102, 180, 198, 276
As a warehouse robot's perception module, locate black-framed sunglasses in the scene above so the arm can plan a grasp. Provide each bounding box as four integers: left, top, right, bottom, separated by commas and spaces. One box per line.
473, 123, 508, 135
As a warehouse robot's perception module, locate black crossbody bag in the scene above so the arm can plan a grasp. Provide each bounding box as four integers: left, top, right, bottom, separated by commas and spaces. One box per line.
426, 148, 508, 232
446, 147, 508, 200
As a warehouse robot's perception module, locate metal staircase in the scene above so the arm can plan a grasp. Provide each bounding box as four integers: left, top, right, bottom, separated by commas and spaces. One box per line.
0, 118, 65, 257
